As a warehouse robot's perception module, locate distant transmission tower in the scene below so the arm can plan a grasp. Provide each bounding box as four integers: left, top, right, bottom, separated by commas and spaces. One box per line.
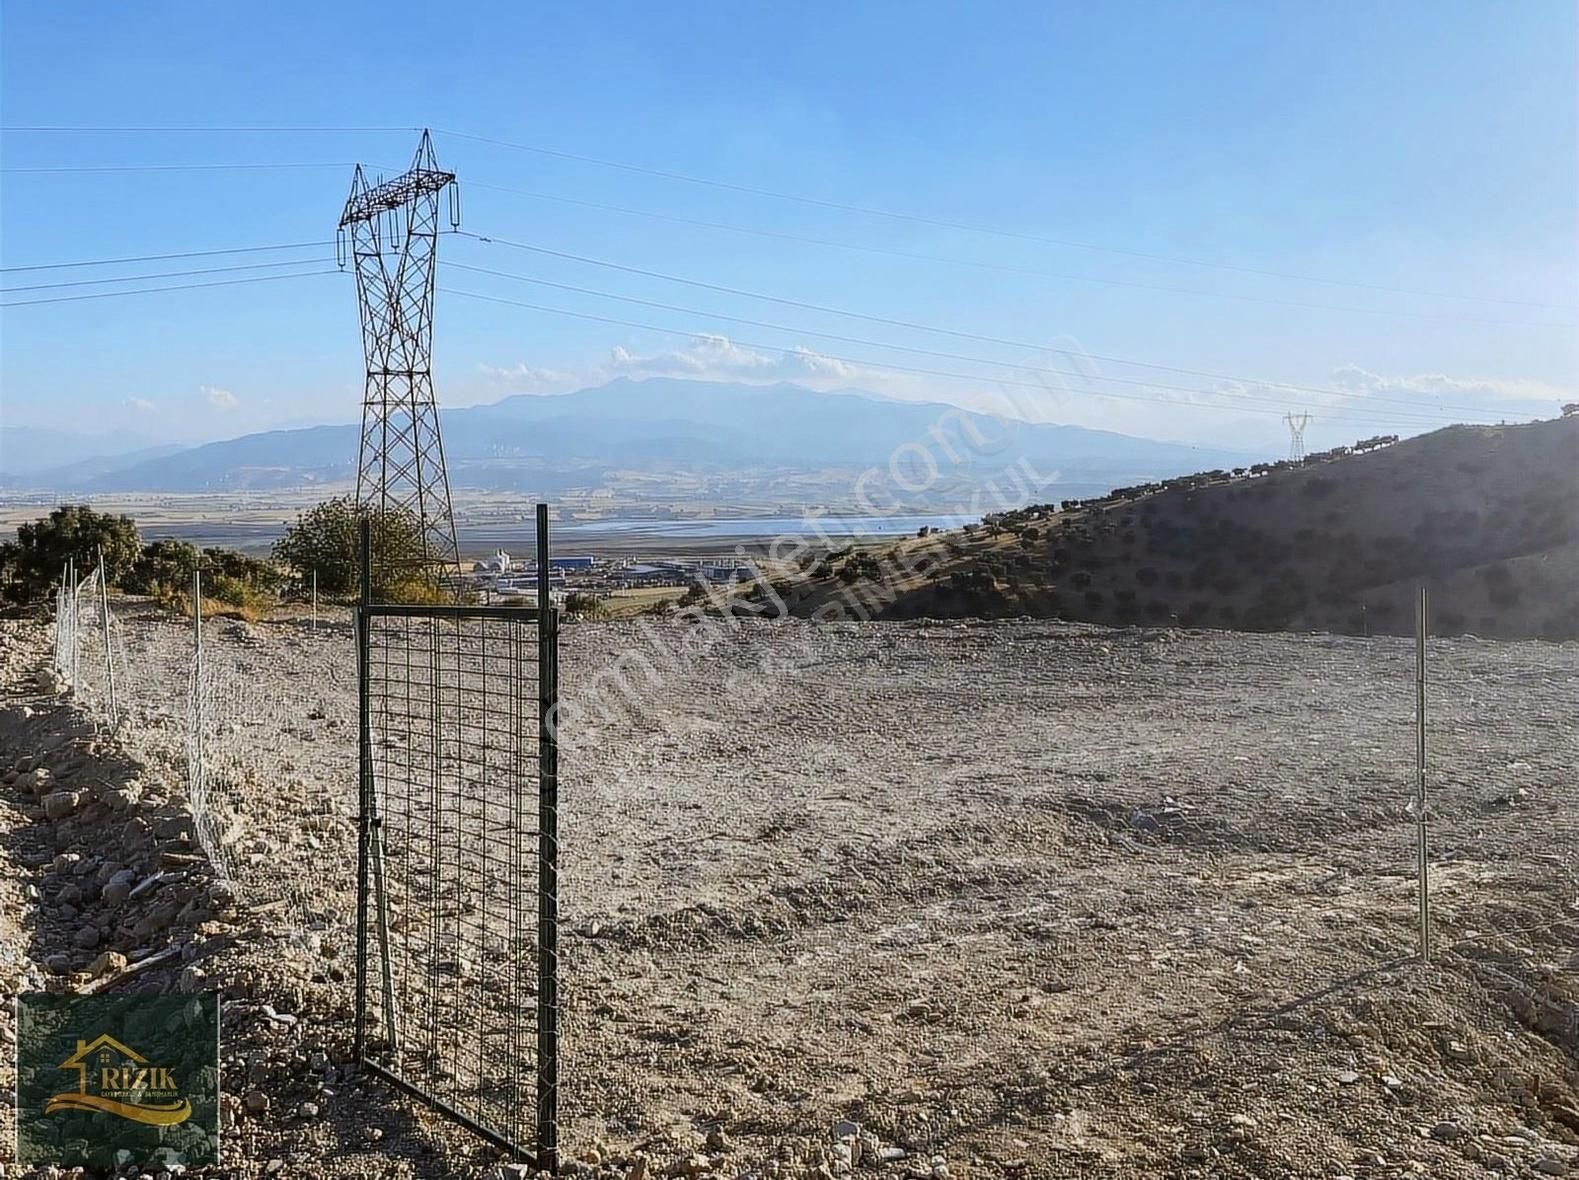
1283, 411, 1311, 462
339, 130, 462, 576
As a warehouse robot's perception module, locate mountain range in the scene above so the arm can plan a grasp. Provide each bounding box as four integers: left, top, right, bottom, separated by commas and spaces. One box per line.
1, 379, 1259, 499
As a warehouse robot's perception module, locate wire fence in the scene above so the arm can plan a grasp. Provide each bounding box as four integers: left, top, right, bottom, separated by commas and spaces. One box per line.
355, 606, 556, 1164
39, 564, 1577, 1168
541, 610, 1578, 1167
51, 556, 129, 732
182, 570, 357, 936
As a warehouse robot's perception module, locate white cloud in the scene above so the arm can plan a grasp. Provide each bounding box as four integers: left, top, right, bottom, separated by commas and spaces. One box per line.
200, 385, 239, 410
475, 361, 581, 392
606, 334, 865, 385
474, 334, 915, 402
469, 337, 1576, 456
606, 334, 863, 383
123, 397, 156, 414
1331, 365, 1570, 405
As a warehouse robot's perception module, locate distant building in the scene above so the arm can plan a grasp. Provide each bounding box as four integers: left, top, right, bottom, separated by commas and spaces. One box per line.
698, 564, 753, 583
618, 563, 678, 586
471, 550, 513, 574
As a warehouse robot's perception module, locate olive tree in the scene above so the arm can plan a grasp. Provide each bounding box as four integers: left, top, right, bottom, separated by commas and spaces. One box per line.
5, 504, 141, 603
272, 496, 432, 599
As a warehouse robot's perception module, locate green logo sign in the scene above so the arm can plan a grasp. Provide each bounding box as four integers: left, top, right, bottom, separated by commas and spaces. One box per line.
15, 992, 220, 1167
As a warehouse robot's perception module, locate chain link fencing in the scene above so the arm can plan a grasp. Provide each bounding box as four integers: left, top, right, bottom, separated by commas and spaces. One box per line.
181, 572, 357, 936
41, 554, 1578, 1170
52, 557, 129, 732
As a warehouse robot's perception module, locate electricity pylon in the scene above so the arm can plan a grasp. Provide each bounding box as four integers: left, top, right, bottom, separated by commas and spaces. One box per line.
1283, 411, 1311, 462
339, 130, 462, 578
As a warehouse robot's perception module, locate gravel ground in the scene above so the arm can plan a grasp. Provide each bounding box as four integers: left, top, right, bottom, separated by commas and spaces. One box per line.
2, 607, 1577, 1178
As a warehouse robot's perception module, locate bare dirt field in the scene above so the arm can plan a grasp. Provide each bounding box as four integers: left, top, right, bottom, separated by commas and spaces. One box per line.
2, 608, 1577, 1179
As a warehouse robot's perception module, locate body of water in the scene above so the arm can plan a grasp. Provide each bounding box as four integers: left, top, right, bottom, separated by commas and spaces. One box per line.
555, 513, 972, 540
21, 512, 978, 554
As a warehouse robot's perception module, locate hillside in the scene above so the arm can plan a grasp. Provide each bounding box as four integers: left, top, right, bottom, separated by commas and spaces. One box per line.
763, 415, 1579, 640
3, 378, 1254, 499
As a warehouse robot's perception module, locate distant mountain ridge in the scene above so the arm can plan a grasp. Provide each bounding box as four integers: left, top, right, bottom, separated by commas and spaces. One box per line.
2, 378, 1259, 496
0, 427, 173, 478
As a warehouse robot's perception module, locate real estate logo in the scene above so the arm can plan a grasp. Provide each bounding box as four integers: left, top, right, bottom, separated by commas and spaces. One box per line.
16, 992, 220, 1167
47, 1030, 193, 1125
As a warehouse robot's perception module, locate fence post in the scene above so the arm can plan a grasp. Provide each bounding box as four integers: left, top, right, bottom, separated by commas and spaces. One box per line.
69, 556, 79, 690
354, 520, 401, 1060
311, 568, 318, 633
97, 550, 118, 729
355, 520, 373, 1061
1415, 585, 1430, 962
192, 567, 204, 820
535, 502, 560, 1171
54, 567, 66, 677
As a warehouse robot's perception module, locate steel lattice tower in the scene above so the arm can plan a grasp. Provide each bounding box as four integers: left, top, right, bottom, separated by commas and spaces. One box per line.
339, 130, 462, 575
1283, 411, 1311, 462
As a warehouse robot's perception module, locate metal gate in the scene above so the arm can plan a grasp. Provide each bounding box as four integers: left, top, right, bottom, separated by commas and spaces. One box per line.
354, 508, 560, 1168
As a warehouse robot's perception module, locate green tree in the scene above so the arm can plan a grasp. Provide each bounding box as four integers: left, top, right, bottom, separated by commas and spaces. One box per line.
202, 547, 283, 610
6, 505, 141, 603
272, 496, 431, 599
124, 539, 202, 598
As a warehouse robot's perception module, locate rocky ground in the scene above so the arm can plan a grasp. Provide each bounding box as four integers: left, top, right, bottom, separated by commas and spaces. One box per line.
0, 605, 1576, 1179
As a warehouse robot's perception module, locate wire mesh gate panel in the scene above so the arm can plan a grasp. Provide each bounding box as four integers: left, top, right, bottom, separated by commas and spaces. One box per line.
355, 600, 560, 1166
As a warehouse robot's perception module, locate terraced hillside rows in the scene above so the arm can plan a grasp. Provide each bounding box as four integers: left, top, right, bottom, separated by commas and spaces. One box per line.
771, 415, 1579, 641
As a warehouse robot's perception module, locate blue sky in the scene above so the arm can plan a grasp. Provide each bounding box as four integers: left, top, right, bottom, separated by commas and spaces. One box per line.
1, 1, 1574, 453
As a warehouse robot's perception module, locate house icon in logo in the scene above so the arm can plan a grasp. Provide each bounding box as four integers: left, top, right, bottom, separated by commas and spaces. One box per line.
48, 1033, 192, 1126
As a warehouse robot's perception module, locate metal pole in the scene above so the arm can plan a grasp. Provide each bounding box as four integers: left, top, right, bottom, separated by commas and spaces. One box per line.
97, 549, 118, 729
1415, 584, 1429, 962
192, 568, 204, 812
355, 519, 373, 1061
54, 569, 65, 677
535, 502, 559, 1171
69, 556, 79, 690
311, 569, 318, 632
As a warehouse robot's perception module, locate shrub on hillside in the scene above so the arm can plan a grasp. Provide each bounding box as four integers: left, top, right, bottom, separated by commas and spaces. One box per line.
563, 591, 605, 616
1, 504, 142, 603
273, 496, 430, 599
125, 539, 202, 598
1302, 476, 1337, 498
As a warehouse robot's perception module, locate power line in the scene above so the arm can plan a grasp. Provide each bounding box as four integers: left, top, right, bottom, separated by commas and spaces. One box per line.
465, 180, 1570, 329
438, 128, 1570, 312
1, 161, 358, 174
440, 286, 1493, 430
442, 259, 1492, 424
1, 256, 336, 294
5, 123, 1565, 311
0, 240, 335, 273
458, 231, 1536, 415
0, 269, 341, 307
0, 125, 418, 133
8, 124, 1565, 311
